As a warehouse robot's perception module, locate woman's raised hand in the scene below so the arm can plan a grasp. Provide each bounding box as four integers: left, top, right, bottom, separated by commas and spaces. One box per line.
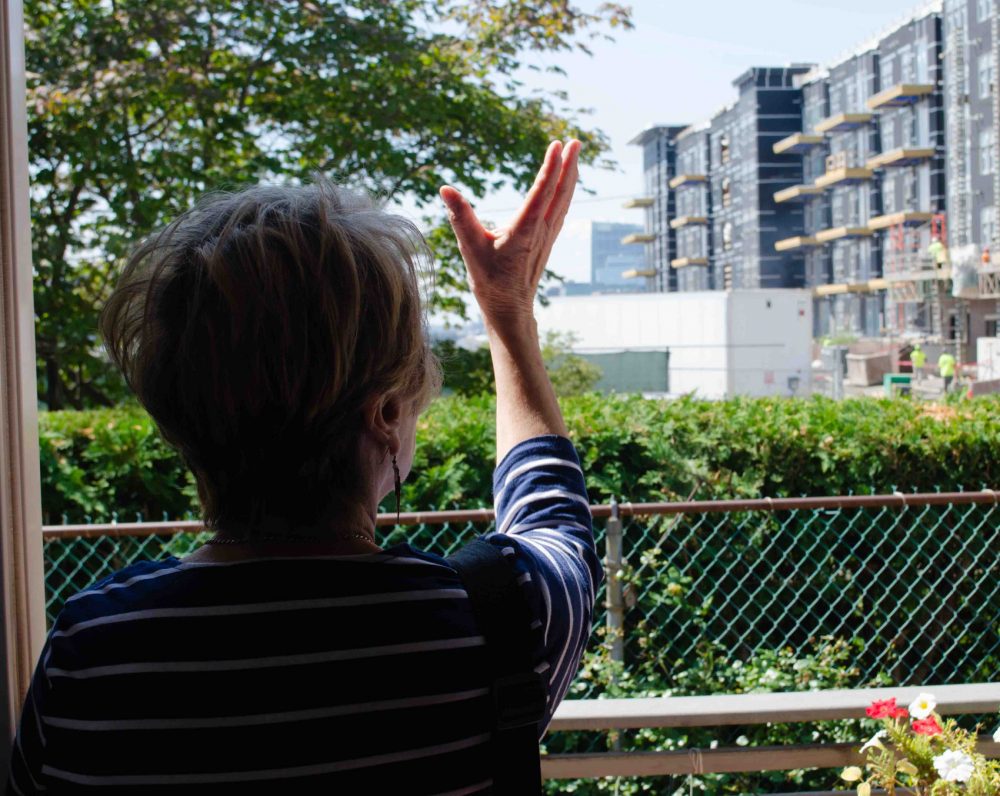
440, 139, 580, 337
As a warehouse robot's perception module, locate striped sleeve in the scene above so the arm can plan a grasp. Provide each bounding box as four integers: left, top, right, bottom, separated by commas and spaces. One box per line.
482, 434, 602, 735
7, 641, 53, 794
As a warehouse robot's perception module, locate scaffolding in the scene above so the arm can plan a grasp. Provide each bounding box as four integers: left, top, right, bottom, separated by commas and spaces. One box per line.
946, 15, 971, 248
882, 213, 950, 339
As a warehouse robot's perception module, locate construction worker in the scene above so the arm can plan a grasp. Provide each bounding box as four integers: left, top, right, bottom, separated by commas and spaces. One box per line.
938, 350, 957, 394
928, 235, 948, 267
983, 246, 992, 267
911, 343, 926, 381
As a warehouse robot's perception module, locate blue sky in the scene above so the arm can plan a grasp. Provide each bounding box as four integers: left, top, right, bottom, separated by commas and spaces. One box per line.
400, 0, 938, 283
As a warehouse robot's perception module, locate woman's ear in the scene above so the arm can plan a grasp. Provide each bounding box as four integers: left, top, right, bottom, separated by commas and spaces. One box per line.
362, 393, 404, 453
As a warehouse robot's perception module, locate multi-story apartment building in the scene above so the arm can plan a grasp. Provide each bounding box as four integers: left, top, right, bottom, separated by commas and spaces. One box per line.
776, 5, 949, 338
624, 125, 687, 292
709, 66, 814, 292
671, 124, 712, 290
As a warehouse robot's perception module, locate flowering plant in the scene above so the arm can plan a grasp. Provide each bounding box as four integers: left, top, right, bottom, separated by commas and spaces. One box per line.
838, 693, 1000, 795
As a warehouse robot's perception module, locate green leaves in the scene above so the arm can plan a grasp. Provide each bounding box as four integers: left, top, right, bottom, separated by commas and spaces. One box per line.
39, 393, 1000, 521
26, 0, 628, 408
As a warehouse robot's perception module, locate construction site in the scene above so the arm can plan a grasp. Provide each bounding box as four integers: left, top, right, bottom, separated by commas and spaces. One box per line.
623, 0, 1000, 395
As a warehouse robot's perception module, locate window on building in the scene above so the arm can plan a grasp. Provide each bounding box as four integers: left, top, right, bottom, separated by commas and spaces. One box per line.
982, 206, 997, 248
722, 221, 733, 251
978, 0, 993, 22
722, 177, 732, 208
981, 128, 996, 176
978, 52, 994, 99
900, 49, 914, 83
880, 55, 895, 89
904, 171, 918, 209
884, 184, 896, 214
916, 45, 929, 83
720, 134, 730, 165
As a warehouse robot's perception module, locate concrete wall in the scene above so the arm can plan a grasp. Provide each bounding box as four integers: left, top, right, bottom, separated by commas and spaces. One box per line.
535, 290, 813, 399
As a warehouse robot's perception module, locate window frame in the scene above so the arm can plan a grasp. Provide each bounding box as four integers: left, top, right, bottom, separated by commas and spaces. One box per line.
0, 0, 47, 753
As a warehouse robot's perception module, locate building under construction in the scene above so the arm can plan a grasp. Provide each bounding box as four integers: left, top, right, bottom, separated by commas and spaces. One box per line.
624, 0, 1000, 359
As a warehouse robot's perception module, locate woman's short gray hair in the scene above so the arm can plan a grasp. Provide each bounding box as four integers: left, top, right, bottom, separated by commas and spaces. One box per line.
99, 178, 441, 536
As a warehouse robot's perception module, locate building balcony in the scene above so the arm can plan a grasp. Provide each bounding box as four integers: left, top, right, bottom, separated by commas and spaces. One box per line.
774, 236, 820, 252
772, 133, 825, 156
621, 233, 656, 245
868, 211, 936, 230
865, 148, 936, 169
815, 226, 874, 243
670, 257, 709, 268
622, 197, 654, 209
814, 167, 873, 190
621, 267, 657, 279
774, 184, 823, 204
668, 174, 707, 190
866, 83, 935, 110
813, 279, 889, 296
669, 216, 708, 230
814, 112, 874, 134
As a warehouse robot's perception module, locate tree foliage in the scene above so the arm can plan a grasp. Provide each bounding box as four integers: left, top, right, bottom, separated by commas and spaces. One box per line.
433, 331, 601, 397
25, 0, 632, 408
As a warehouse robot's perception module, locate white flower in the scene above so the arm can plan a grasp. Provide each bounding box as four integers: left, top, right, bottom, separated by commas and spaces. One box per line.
908, 692, 936, 720
933, 749, 974, 783
735, 735, 749, 747
860, 730, 887, 753
994, 726, 1000, 744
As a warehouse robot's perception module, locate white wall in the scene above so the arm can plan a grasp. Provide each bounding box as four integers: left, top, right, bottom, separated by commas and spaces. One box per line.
728, 291, 813, 397
978, 337, 1000, 381
536, 290, 813, 399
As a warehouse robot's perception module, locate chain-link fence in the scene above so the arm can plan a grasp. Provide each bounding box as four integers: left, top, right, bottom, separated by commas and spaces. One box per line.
41, 492, 1000, 791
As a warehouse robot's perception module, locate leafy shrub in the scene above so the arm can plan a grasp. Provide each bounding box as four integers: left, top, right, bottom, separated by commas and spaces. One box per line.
39, 394, 1000, 523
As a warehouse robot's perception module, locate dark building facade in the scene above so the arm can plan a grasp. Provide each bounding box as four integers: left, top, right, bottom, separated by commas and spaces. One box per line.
710, 66, 813, 291
625, 125, 688, 292
671, 124, 712, 291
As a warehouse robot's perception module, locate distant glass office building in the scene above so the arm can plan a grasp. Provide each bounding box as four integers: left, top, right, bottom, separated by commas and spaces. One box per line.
591, 221, 644, 288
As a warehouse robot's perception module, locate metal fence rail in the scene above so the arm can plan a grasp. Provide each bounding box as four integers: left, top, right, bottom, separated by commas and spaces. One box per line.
41, 490, 1000, 791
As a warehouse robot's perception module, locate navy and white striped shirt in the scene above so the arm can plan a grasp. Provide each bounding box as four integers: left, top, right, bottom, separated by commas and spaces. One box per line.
8, 435, 600, 794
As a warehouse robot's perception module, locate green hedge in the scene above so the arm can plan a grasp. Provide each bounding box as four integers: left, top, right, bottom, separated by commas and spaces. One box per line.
39, 394, 1000, 523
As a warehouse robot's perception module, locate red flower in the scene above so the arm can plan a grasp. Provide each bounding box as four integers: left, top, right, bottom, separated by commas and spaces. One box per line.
891, 707, 909, 719
866, 698, 899, 719
912, 716, 943, 736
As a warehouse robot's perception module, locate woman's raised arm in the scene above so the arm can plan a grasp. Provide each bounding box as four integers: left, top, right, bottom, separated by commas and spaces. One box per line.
440, 139, 580, 461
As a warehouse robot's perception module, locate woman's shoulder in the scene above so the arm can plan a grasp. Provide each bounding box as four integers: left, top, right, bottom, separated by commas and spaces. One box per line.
57, 545, 456, 621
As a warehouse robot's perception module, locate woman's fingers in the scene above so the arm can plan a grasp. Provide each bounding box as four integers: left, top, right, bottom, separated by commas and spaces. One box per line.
509, 141, 563, 234
440, 186, 490, 260
545, 139, 580, 229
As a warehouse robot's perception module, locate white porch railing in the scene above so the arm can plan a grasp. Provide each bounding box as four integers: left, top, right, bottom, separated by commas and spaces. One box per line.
544, 682, 1000, 781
